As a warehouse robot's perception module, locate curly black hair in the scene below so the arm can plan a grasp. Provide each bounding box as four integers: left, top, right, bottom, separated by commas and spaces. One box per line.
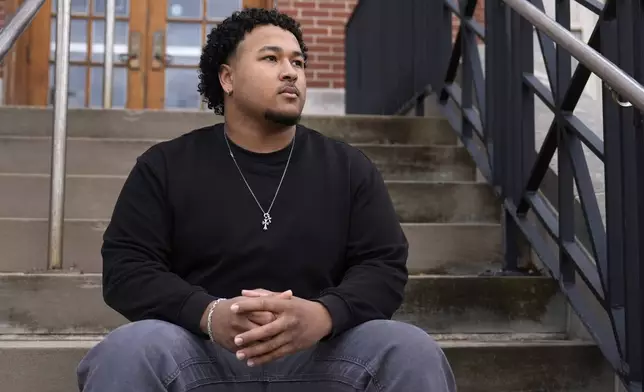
197, 8, 308, 115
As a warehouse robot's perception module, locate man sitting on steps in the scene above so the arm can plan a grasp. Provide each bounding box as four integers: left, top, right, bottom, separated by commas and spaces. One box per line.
76, 8, 457, 392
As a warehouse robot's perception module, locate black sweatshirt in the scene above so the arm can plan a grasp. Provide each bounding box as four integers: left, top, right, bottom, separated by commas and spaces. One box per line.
102, 123, 409, 339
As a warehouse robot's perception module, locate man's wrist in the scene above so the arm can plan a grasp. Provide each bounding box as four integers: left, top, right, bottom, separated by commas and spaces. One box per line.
313, 301, 333, 339
200, 298, 227, 336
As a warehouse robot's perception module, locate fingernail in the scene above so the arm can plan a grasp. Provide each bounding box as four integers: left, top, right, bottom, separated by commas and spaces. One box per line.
236, 351, 246, 360
247, 360, 255, 367
234, 336, 243, 346
231, 304, 239, 312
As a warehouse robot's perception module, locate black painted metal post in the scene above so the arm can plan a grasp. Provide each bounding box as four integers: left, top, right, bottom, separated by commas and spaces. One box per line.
434, 0, 453, 94
461, 0, 475, 142
600, 0, 627, 363
485, 0, 510, 193
555, 0, 576, 284
621, 0, 644, 387
603, 0, 644, 387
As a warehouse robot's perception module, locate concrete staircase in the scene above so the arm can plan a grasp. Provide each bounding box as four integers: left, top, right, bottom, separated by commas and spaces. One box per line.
0, 107, 614, 391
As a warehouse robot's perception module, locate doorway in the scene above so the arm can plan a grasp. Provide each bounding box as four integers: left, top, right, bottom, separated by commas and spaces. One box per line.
3, 0, 273, 109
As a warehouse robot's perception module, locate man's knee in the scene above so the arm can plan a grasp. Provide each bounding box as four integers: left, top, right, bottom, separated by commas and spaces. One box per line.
344, 320, 447, 363
77, 319, 200, 377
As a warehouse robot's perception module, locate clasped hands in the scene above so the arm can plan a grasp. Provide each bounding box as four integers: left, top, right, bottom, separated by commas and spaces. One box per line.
208, 289, 333, 367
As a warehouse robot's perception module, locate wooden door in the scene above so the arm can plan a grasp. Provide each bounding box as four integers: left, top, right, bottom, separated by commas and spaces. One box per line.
145, 0, 273, 109
3, 0, 273, 109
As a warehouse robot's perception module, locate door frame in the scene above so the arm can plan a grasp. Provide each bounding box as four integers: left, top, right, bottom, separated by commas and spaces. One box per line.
2, 0, 274, 107
3, 0, 52, 106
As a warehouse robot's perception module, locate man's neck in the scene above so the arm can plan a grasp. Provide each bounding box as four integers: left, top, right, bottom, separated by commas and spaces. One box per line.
224, 114, 296, 154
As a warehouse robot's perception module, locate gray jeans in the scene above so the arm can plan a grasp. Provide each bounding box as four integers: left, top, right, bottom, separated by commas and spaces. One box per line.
77, 319, 456, 391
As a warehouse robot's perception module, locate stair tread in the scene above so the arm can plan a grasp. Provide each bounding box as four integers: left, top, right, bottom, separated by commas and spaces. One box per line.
0, 217, 499, 226
0, 335, 591, 349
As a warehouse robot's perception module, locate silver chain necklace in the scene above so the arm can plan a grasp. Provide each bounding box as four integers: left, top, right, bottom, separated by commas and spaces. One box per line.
224, 130, 295, 231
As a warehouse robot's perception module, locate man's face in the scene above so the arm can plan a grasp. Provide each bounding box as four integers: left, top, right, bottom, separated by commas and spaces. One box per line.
224, 25, 307, 126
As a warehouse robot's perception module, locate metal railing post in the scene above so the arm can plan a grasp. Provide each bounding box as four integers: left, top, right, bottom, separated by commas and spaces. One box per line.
102, 0, 115, 108
48, 0, 72, 270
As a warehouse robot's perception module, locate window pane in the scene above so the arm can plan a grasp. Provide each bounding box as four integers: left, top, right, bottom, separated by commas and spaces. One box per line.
168, 0, 203, 19
204, 23, 217, 44
207, 0, 241, 20
93, 0, 129, 16
52, 0, 89, 14
90, 67, 127, 108
91, 20, 129, 63
166, 23, 201, 66
165, 68, 201, 109
49, 65, 87, 108
51, 19, 88, 62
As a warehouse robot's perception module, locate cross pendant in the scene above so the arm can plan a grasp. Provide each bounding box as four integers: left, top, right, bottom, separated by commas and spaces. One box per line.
262, 212, 272, 231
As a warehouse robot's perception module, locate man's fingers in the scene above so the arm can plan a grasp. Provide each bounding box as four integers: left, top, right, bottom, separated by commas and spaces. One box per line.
231, 297, 288, 314
247, 311, 276, 325
241, 289, 272, 297
245, 342, 296, 367
276, 290, 293, 299
242, 289, 293, 299
234, 317, 288, 346
231, 315, 260, 332
236, 331, 291, 362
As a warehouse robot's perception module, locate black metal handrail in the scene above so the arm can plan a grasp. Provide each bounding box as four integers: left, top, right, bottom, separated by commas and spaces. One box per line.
346, 0, 644, 389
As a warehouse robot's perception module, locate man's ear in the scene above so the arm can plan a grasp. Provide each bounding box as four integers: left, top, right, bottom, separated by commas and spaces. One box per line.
219, 64, 233, 95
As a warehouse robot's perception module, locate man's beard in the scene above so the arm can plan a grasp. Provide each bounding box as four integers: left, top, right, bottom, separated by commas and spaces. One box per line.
264, 109, 301, 127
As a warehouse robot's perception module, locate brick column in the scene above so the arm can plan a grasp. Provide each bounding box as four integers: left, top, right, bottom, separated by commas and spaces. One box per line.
453, 0, 486, 40
0, 0, 5, 79
277, 0, 357, 89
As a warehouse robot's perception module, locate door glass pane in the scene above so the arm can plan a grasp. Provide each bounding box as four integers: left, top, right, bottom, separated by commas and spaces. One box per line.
49, 65, 87, 107
51, 0, 90, 14
166, 23, 201, 66
50, 19, 89, 62
207, 0, 242, 20
167, 0, 203, 19
91, 20, 129, 63
93, 0, 129, 16
90, 67, 127, 108
165, 68, 201, 109
205, 23, 217, 42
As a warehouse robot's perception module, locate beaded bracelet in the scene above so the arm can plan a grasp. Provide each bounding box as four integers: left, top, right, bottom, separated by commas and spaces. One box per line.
207, 298, 227, 342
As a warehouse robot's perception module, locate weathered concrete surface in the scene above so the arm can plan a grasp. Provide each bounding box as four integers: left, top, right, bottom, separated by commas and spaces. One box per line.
0, 274, 564, 335
395, 276, 566, 334
0, 220, 502, 273
0, 137, 476, 180
0, 106, 456, 145
0, 337, 612, 392
0, 175, 499, 223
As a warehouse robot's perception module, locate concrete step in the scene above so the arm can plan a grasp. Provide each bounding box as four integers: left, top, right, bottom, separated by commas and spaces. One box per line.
0, 336, 613, 392
0, 220, 501, 273
0, 175, 500, 223
0, 274, 565, 335
0, 107, 456, 145
0, 137, 476, 181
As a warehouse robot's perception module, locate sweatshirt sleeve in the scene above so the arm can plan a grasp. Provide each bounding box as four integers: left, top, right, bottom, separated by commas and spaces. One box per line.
314, 150, 409, 338
101, 147, 216, 337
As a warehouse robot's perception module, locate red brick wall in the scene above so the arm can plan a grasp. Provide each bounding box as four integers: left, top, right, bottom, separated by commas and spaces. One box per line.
453, 0, 486, 40
0, 0, 5, 28
277, 0, 357, 89
0, 0, 5, 79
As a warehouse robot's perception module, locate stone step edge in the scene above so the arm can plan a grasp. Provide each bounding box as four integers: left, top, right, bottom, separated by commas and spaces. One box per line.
0, 173, 482, 184
0, 135, 455, 146
0, 218, 500, 228
1, 272, 537, 279
0, 106, 447, 121
0, 336, 593, 350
